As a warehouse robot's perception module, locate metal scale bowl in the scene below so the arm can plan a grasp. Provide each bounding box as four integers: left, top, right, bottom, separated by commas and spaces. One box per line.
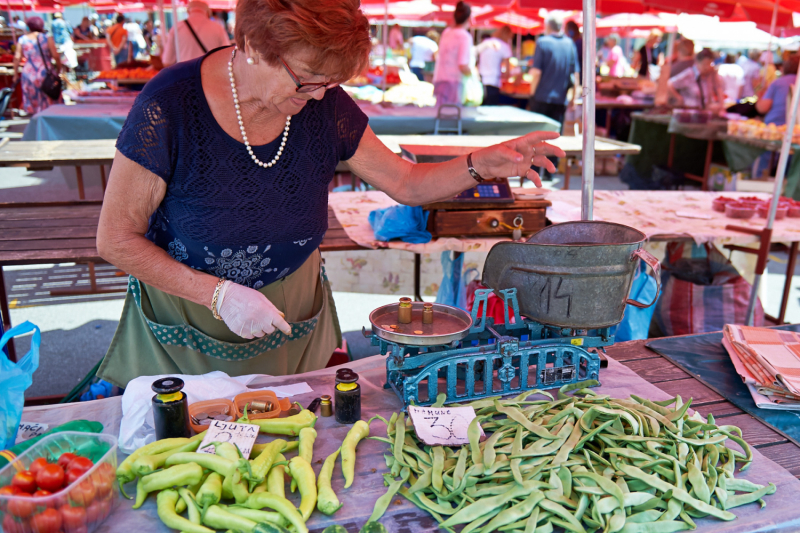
366, 222, 661, 409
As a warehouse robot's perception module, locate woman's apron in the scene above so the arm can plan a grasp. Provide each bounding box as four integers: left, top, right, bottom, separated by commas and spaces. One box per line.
97, 250, 341, 388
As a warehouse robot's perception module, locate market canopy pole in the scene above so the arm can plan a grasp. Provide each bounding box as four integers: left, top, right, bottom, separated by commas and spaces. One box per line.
171, 0, 180, 63
767, 0, 778, 50
744, 59, 800, 325
157, 0, 167, 56
381, 0, 388, 101
581, 0, 596, 220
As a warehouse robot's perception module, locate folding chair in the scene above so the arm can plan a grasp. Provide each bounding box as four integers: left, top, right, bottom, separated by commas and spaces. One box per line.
434, 104, 462, 135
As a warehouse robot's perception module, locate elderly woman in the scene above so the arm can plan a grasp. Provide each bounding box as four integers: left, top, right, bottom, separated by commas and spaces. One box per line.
96, 0, 563, 386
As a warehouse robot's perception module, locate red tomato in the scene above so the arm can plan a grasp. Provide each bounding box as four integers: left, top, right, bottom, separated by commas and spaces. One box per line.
11, 471, 37, 494
59, 505, 87, 532
30, 508, 62, 533
35, 465, 64, 493
29, 459, 50, 477
68, 481, 95, 507
67, 457, 93, 476
2, 514, 30, 533
83, 501, 102, 523
32, 490, 51, 498
91, 474, 112, 499
65, 469, 82, 485
95, 462, 115, 483
7, 493, 35, 519
56, 453, 77, 470
97, 498, 111, 521
0, 485, 21, 496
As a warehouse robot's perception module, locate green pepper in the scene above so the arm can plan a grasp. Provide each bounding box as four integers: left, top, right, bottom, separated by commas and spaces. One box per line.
341, 419, 371, 489
165, 452, 236, 476
267, 454, 287, 498
134, 462, 204, 509
291, 427, 316, 493
196, 472, 224, 510
317, 448, 343, 515
246, 492, 309, 533
251, 409, 317, 436
178, 487, 202, 524
133, 438, 202, 477
117, 436, 198, 497
157, 489, 214, 533
250, 438, 286, 487
287, 456, 317, 521
203, 505, 258, 533
225, 505, 287, 527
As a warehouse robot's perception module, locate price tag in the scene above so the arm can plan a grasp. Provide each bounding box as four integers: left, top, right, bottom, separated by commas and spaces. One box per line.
197, 420, 259, 459
407, 405, 484, 446
17, 422, 48, 442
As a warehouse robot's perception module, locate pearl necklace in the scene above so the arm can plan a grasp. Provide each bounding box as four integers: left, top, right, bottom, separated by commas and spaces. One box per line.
228, 48, 290, 168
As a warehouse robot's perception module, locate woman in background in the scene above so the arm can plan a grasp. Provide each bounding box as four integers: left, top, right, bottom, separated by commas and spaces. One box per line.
12, 17, 62, 114
432, 1, 473, 105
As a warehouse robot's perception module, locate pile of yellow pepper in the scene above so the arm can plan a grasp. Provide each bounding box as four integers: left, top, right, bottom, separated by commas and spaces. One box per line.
115, 408, 383, 533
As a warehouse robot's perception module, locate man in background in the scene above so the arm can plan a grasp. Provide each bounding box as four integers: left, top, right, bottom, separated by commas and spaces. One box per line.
409, 29, 438, 81
388, 24, 404, 50
717, 53, 744, 104
527, 14, 579, 179
161, 0, 230, 66
106, 14, 129, 66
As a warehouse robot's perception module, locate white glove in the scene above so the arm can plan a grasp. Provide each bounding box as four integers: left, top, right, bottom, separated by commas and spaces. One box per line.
216, 280, 292, 339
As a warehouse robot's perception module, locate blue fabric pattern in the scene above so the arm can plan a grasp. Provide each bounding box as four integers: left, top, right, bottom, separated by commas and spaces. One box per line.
116, 48, 368, 288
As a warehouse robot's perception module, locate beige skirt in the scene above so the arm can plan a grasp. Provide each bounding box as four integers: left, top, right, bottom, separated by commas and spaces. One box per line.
97, 250, 341, 388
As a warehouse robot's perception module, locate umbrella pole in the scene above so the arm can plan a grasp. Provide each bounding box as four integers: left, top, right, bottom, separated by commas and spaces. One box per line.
516, 31, 521, 61
381, 0, 388, 102
581, 0, 597, 220
157, 0, 167, 55
767, 0, 778, 51
171, 0, 180, 63
744, 62, 800, 325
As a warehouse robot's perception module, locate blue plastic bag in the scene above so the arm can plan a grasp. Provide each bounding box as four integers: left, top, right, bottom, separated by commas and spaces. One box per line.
0, 321, 41, 448
613, 262, 659, 342
436, 252, 464, 308
368, 205, 432, 244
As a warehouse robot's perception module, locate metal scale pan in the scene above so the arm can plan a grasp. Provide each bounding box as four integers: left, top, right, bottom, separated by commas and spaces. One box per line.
369, 302, 472, 346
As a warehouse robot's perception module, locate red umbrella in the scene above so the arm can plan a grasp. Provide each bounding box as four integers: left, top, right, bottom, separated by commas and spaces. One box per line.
595, 12, 676, 35
517, 0, 645, 13
487, 10, 544, 32
642, 0, 794, 27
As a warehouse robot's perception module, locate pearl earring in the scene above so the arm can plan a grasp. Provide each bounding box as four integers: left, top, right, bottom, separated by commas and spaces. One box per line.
246, 57, 255, 65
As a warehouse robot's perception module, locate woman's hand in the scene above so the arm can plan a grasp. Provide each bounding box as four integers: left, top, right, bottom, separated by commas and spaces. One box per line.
471, 131, 566, 187
216, 281, 292, 339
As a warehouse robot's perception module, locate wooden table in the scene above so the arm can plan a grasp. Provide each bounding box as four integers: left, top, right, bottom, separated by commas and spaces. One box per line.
594, 97, 655, 132
605, 339, 800, 477
0, 202, 363, 361
0, 140, 114, 199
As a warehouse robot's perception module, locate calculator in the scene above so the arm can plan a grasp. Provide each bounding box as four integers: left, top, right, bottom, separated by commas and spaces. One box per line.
451, 178, 514, 203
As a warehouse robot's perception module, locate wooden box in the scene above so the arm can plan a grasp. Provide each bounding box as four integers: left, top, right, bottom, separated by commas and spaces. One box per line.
423, 198, 550, 238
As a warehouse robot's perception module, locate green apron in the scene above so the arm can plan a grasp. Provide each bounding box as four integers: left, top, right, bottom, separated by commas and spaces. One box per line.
97, 250, 341, 388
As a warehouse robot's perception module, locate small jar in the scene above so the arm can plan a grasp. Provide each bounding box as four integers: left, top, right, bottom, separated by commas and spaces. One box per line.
334, 368, 361, 424
398, 297, 412, 324
320, 395, 333, 417
152, 377, 192, 440
422, 302, 433, 324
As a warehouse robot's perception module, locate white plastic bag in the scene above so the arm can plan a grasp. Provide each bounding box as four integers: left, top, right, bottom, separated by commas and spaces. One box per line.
118, 371, 311, 453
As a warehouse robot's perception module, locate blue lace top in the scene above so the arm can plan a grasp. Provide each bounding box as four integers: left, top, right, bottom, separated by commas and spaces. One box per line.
116, 49, 368, 289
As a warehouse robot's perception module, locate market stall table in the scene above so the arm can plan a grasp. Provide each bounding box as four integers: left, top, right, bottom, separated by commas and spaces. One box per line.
0, 203, 363, 361
594, 96, 655, 133
22, 103, 562, 141
21, 104, 132, 142
15, 340, 800, 532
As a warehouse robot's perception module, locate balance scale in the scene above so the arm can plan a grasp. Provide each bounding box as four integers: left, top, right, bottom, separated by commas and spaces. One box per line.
365, 288, 607, 408
363, 221, 660, 409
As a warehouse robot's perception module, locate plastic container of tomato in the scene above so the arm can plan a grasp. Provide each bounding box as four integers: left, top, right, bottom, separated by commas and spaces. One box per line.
0, 432, 118, 533
725, 203, 756, 219
756, 204, 789, 219
711, 197, 734, 212
788, 204, 800, 218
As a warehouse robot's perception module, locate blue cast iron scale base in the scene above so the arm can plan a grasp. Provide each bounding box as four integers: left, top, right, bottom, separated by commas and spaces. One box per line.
368, 288, 607, 409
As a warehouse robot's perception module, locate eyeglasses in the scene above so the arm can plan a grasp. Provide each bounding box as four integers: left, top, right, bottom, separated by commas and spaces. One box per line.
279, 58, 338, 93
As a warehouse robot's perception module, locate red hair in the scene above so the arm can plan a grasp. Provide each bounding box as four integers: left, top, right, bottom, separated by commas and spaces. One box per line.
234, 0, 370, 82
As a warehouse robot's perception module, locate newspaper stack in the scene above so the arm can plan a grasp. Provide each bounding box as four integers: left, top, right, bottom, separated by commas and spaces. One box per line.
722, 325, 800, 410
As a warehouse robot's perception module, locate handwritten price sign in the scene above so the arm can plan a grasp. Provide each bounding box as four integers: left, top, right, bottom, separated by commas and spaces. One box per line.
17, 422, 49, 443
407, 405, 484, 446
198, 420, 259, 459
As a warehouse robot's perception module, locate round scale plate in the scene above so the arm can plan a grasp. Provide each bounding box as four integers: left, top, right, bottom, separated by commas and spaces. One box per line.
369, 302, 473, 346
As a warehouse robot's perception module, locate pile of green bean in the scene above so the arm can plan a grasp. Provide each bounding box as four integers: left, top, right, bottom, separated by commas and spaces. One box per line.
367, 380, 776, 533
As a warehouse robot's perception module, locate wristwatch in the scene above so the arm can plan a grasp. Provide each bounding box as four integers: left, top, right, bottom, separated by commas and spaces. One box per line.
466, 153, 485, 183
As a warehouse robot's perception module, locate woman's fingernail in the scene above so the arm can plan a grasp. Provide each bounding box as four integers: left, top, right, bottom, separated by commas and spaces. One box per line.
516, 155, 523, 161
